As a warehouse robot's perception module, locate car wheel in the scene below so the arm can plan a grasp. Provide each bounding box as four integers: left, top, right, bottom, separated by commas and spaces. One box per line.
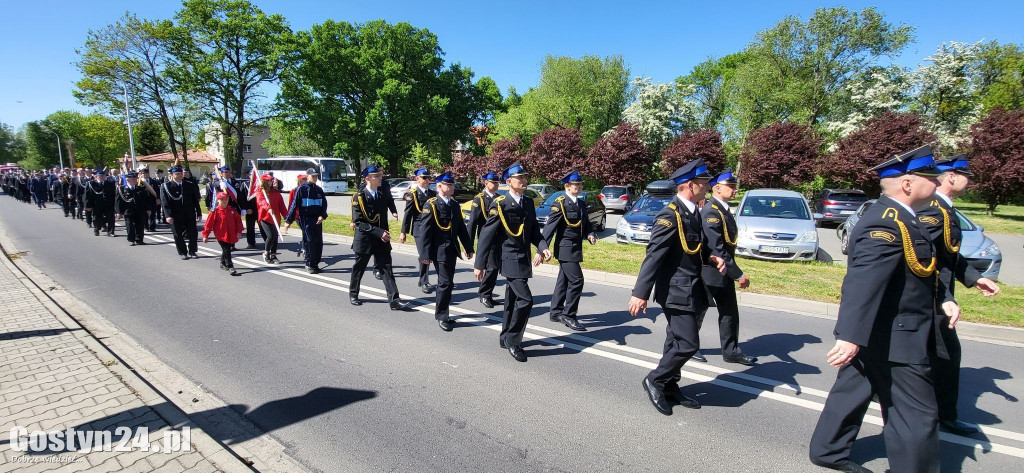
840, 230, 849, 255
596, 215, 606, 232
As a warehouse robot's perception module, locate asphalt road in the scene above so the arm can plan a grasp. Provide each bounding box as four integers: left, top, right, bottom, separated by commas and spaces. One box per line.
2, 194, 1022, 473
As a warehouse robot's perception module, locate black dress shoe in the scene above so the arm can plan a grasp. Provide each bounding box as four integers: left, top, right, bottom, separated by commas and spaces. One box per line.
189, 253, 198, 259
642, 378, 673, 416
499, 339, 508, 349
558, 315, 587, 332
549, 313, 560, 322
421, 284, 435, 294
480, 296, 495, 308
809, 458, 873, 472
136, 241, 146, 245
373, 269, 383, 280
508, 346, 527, 362
664, 387, 701, 409
129, 242, 136, 246
438, 319, 454, 332
691, 351, 707, 362
349, 296, 362, 306
723, 354, 758, 366
390, 300, 412, 311
939, 419, 980, 435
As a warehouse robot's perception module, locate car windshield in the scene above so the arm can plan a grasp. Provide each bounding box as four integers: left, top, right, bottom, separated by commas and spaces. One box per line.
955, 209, 977, 231
828, 192, 868, 201
602, 186, 628, 196
632, 195, 671, 213
740, 196, 810, 219
542, 191, 567, 206
320, 160, 348, 181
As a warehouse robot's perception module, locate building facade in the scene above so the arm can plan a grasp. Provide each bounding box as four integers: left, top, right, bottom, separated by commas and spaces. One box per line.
204, 123, 270, 165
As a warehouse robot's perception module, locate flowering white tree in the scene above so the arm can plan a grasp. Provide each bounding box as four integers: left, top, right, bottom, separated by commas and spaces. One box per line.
911, 41, 983, 151
621, 77, 698, 151
827, 67, 911, 139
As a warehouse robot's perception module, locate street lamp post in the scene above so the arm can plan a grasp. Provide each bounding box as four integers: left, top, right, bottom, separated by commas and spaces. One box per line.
52, 131, 64, 170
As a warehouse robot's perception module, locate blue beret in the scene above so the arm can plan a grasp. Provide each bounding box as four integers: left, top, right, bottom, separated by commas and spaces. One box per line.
869, 145, 940, 178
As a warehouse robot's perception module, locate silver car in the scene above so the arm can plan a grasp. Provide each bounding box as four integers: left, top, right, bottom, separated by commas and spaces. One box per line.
734, 189, 821, 262
390, 180, 414, 199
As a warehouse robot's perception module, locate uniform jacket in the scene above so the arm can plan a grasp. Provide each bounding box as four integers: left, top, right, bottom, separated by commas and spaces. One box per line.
115, 185, 149, 216
29, 177, 48, 197
202, 206, 244, 244
473, 192, 548, 279
917, 195, 982, 303
541, 194, 594, 263
402, 186, 436, 234
160, 179, 202, 220
468, 191, 499, 270
351, 187, 392, 254
700, 197, 744, 287
631, 195, 713, 313
85, 179, 115, 211
204, 177, 242, 213
416, 196, 473, 263
285, 182, 328, 224
834, 195, 947, 364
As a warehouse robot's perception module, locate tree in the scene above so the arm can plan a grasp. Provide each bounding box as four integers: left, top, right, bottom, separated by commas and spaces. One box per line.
820, 112, 936, 196
974, 41, 1024, 113
0, 122, 26, 164
167, 0, 292, 172
911, 41, 982, 152
21, 121, 62, 169
825, 66, 912, 140
660, 130, 727, 177
676, 53, 748, 132
492, 55, 632, 146
969, 108, 1024, 213
262, 118, 324, 157
75, 13, 184, 161
524, 127, 586, 184
621, 77, 696, 152
133, 119, 167, 156
278, 19, 487, 175
586, 122, 652, 187
739, 122, 821, 189
481, 136, 525, 178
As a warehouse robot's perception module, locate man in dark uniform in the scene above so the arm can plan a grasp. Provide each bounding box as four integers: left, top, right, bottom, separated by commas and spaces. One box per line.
285, 167, 329, 274
809, 145, 957, 473
204, 166, 242, 213
541, 170, 596, 332
161, 165, 203, 260
473, 162, 550, 362
417, 172, 474, 331
629, 159, 725, 415
367, 174, 399, 280
468, 172, 502, 308
138, 168, 159, 231
30, 172, 48, 209
76, 168, 92, 223
115, 171, 150, 246
152, 169, 165, 224
85, 169, 116, 236
917, 154, 1000, 436
349, 165, 411, 311
401, 168, 437, 293
698, 168, 757, 366
54, 173, 72, 217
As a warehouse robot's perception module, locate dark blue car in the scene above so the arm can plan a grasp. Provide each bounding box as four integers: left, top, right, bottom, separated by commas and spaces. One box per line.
535, 191, 607, 231
615, 180, 675, 245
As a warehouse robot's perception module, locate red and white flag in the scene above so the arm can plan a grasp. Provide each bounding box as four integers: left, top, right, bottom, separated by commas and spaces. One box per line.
247, 159, 259, 201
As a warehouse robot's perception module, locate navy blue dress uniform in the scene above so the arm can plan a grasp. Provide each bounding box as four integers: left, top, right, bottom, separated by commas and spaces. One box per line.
402, 168, 437, 293
114, 172, 149, 245
85, 171, 116, 237
540, 170, 595, 332
917, 154, 984, 435
473, 162, 549, 362
74, 171, 89, 222
416, 172, 474, 331
285, 168, 329, 273
138, 169, 160, 231
30, 174, 48, 208
152, 170, 165, 224
349, 165, 411, 311
809, 146, 947, 473
631, 159, 715, 413
467, 172, 502, 307
160, 166, 203, 259
699, 169, 757, 366
204, 167, 242, 214
358, 175, 399, 281
54, 176, 73, 217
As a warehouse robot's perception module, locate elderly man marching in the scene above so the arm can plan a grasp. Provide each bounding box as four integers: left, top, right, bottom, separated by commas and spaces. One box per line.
416, 172, 474, 331
698, 169, 757, 366
628, 158, 725, 415
541, 170, 596, 332
916, 153, 1000, 436
809, 145, 959, 473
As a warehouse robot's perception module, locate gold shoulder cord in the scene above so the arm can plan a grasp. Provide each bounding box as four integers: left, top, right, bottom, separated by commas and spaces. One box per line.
714, 205, 737, 246
559, 198, 582, 228
496, 201, 524, 237
936, 204, 960, 253
429, 200, 451, 231
668, 203, 701, 255
882, 207, 936, 277
411, 191, 424, 213
358, 195, 379, 224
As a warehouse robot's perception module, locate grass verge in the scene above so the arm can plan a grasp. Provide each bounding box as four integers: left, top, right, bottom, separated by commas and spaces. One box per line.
956, 201, 1024, 236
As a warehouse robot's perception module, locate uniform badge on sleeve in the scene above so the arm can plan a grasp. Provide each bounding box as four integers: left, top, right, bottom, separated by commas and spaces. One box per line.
919, 216, 940, 225
706, 217, 720, 224
870, 231, 896, 242
655, 218, 673, 228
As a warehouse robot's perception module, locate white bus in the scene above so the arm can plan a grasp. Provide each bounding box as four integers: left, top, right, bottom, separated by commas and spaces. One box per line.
254, 157, 353, 194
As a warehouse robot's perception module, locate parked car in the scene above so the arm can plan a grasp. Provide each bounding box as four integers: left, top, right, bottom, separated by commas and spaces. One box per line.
615, 180, 676, 245
425, 182, 476, 203
600, 185, 639, 213
387, 177, 408, 188
528, 184, 558, 201
734, 189, 821, 261
390, 180, 415, 199
838, 199, 1001, 280
813, 188, 870, 226
535, 191, 607, 231
460, 186, 544, 220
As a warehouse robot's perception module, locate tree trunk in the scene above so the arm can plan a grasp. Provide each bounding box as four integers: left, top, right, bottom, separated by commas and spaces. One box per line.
234, 106, 246, 174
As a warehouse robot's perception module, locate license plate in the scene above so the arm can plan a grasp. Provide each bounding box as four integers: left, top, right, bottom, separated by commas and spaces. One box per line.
632, 232, 650, 240
840, 210, 854, 215
759, 245, 790, 254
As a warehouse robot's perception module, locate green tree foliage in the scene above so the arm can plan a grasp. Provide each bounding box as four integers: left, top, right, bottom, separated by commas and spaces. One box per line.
262, 119, 324, 157
133, 119, 167, 156
974, 41, 1024, 113
279, 19, 488, 175
33, 112, 129, 169
676, 52, 748, 133
911, 41, 982, 152
0, 122, 26, 164
492, 55, 632, 146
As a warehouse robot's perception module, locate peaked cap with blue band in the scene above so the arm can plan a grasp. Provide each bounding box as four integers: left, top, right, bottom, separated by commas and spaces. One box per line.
502, 162, 528, 181
434, 172, 455, 184
413, 168, 432, 178
869, 145, 941, 178
709, 168, 737, 186
561, 170, 583, 184
169, 165, 183, 173
361, 164, 381, 177
935, 154, 973, 177
670, 158, 713, 184
481, 172, 500, 182
218, 165, 231, 172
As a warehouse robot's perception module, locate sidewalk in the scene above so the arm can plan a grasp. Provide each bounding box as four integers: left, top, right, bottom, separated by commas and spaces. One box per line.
0, 250, 252, 472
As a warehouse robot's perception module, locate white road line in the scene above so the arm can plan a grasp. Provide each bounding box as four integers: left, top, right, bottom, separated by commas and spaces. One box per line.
142, 234, 1024, 454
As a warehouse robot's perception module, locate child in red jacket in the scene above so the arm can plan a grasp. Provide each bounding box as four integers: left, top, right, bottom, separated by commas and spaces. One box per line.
203, 192, 244, 275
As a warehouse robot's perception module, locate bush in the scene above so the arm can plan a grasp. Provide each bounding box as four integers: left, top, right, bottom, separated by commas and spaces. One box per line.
660, 129, 727, 177
524, 127, 587, 183
970, 108, 1024, 212
739, 122, 820, 189
586, 122, 652, 187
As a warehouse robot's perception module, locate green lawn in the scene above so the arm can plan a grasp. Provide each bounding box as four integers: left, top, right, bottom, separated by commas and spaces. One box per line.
956, 201, 1024, 235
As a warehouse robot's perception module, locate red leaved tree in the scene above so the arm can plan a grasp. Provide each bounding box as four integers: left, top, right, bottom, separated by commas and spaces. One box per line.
820, 112, 936, 196
739, 122, 821, 189
970, 108, 1024, 212
465, 136, 524, 181
449, 149, 481, 181
586, 122, 652, 187
660, 130, 727, 177
524, 127, 587, 183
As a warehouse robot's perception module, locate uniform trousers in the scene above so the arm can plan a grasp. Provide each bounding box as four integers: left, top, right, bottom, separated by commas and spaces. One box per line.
647, 308, 703, 391
93, 208, 114, 235
501, 278, 534, 348
125, 212, 146, 243
299, 218, 323, 268
431, 257, 455, 321
550, 261, 584, 319
417, 261, 431, 286
934, 323, 963, 422
171, 218, 198, 255
700, 282, 742, 357
350, 247, 400, 302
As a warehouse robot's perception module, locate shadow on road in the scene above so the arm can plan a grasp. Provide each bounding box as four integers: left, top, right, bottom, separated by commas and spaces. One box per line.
0, 327, 82, 341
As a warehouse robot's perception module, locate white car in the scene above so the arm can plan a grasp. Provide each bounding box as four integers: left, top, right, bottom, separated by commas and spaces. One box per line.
734, 189, 822, 262
390, 180, 414, 199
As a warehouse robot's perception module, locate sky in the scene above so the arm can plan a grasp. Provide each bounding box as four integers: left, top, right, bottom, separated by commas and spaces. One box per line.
2, 0, 1023, 129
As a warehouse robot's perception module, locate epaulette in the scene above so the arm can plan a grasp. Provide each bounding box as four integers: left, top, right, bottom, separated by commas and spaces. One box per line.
668, 203, 676, 210
475, 192, 484, 198
555, 195, 565, 202
427, 196, 437, 204
494, 195, 506, 202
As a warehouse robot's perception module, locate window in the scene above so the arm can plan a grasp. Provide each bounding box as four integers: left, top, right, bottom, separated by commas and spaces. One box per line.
243, 144, 252, 153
